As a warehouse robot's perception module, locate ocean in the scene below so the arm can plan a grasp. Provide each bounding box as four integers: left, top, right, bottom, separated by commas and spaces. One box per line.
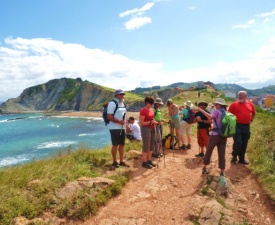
0, 113, 111, 168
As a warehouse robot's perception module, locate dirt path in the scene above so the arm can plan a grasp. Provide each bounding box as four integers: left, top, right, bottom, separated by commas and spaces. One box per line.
74, 138, 275, 225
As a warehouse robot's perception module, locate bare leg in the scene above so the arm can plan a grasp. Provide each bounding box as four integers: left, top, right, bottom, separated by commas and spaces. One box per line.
112, 146, 118, 163
118, 145, 124, 163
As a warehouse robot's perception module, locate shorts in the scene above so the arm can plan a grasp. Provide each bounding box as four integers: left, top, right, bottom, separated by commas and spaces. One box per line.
180, 120, 192, 135
109, 129, 125, 146
170, 118, 180, 129
197, 128, 209, 147
140, 126, 155, 153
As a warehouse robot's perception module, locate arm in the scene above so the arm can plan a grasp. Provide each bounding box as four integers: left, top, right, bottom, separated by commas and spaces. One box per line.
197, 107, 212, 120
107, 114, 124, 125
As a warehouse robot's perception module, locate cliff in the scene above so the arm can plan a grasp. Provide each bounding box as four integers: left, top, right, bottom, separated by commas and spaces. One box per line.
0, 78, 116, 113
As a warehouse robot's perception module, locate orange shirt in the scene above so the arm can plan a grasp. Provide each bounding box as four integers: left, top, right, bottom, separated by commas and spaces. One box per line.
228, 101, 256, 124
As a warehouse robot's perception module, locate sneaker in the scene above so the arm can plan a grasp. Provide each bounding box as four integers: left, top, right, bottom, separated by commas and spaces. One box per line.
142, 162, 153, 169
202, 167, 208, 175
112, 162, 119, 168
186, 144, 191, 149
180, 144, 187, 150
195, 153, 204, 158
147, 160, 157, 167
231, 157, 238, 164
239, 160, 249, 165
120, 162, 130, 167
152, 153, 161, 158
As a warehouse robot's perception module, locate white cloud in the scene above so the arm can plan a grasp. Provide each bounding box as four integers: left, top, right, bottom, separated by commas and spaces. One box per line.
0, 37, 275, 101
232, 19, 255, 29
257, 9, 275, 18
124, 17, 152, 30
119, 2, 156, 30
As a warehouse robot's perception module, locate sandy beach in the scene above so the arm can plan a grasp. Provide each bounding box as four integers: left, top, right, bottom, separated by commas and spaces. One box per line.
55, 111, 140, 119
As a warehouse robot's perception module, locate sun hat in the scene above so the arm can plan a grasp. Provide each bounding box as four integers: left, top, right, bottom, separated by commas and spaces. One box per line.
184, 100, 193, 108
155, 98, 163, 105
114, 89, 125, 96
198, 101, 208, 107
213, 98, 227, 106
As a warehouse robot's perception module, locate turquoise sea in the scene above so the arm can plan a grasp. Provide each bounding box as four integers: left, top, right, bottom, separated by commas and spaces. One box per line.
0, 113, 111, 168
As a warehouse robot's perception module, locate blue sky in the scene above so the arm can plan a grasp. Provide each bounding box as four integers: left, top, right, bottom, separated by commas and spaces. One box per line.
0, 0, 275, 101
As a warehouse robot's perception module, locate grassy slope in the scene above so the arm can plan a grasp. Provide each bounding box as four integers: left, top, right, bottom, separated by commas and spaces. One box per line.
0, 89, 274, 224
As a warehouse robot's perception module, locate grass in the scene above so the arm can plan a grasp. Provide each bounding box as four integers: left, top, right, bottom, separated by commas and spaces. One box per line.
0, 145, 135, 224
247, 107, 275, 200
1, 89, 274, 224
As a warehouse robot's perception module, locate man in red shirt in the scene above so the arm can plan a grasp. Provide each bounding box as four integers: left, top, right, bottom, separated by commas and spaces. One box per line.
228, 91, 256, 164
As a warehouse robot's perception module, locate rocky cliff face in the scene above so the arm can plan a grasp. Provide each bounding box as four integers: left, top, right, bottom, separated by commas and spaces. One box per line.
0, 78, 185, 113
0, 78, 115, 113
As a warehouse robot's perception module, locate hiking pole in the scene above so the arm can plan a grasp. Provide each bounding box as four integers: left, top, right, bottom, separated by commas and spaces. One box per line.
162, 141, 166, 168
120, 113, 126, 135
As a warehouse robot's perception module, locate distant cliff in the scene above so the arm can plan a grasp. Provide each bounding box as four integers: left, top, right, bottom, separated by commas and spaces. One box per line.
0, 78, 117, 113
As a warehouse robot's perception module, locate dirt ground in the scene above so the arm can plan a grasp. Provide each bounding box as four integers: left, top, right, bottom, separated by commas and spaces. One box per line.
69, 137, 275, 225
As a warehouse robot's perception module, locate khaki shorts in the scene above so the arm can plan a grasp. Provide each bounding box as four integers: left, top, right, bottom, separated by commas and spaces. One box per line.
170, 118, 180, 129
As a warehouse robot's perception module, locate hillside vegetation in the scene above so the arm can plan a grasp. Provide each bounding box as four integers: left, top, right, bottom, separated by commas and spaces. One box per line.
0, 89, 274, 224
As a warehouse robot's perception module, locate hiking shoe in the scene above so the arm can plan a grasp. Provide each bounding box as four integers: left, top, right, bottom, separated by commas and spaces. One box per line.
142, 162, 153, 169
147, 160, 157, 167
230, 157, 238, 164
120, 162, 130, 167
195, 153, 204, 158
180, 144, 187, 150
152, 153, 161, 158
239, 160, 249, 165
202, 167, 208, 175
186, 144, 191, 149
112, 162, 119, 168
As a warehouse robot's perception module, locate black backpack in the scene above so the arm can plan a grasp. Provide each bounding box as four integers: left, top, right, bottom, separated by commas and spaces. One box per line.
102, 100, 126, 126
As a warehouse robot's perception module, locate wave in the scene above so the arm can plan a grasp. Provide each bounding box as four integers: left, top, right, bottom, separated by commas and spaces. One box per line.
37, 141, 77, 149
78, 133, 95, 137
0, 155, 30, 167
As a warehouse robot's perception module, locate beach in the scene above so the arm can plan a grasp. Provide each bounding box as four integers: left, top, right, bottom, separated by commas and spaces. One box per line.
55, 111, 140, 119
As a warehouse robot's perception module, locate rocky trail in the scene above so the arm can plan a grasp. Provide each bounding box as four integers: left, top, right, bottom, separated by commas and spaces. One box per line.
72, 138, 275, 225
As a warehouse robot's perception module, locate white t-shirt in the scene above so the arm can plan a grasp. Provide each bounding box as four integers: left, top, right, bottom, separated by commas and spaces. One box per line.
107, 99, 127, 130
130, 122, 142, 140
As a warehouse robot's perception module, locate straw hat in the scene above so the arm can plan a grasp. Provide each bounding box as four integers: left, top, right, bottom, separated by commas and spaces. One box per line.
184, 100, 193, 108
213, 98, 227, 106
155, 98, 163, 105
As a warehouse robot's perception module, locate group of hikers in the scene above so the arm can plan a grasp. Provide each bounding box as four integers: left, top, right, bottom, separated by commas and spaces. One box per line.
105, 89, 256, 176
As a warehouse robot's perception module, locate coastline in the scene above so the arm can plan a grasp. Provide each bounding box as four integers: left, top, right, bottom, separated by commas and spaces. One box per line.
53, 111, 140, 119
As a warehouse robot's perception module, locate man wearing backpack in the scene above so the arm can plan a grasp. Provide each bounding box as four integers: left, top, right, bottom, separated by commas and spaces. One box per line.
107, 89, 129, 168
228, 91, 256, 165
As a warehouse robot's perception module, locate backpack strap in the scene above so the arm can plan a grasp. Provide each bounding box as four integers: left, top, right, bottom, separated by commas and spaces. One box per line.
112, 100, 119, 115
213, 109, 225, 130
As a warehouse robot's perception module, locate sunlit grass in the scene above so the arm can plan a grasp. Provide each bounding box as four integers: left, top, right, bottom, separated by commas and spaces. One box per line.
248, 107, 275, 200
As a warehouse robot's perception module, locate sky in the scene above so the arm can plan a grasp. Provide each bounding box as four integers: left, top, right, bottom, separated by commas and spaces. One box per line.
1, 0, 275, 101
